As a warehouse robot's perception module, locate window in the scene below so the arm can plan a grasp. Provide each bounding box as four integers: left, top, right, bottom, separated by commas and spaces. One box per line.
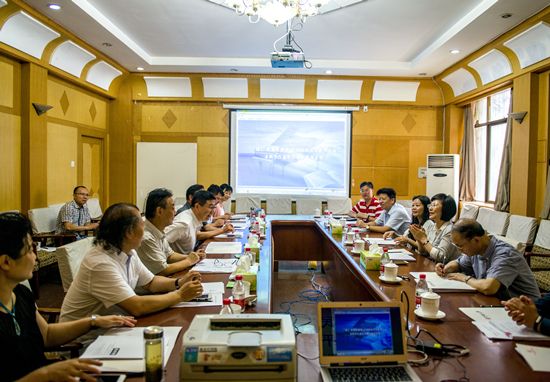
473, 88, 511, 202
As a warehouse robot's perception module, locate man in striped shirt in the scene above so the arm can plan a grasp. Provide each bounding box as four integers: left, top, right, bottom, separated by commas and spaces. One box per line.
349, 181, 382, 222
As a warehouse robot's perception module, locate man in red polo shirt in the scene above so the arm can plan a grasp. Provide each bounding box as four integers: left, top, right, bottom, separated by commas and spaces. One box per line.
349, 181, 382, 222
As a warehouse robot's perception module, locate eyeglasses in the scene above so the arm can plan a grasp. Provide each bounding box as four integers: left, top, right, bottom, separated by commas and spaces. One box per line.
75, 193, 89, 197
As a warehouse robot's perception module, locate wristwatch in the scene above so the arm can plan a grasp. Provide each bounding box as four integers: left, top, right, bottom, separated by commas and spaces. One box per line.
534, 315, 542, 332
175, 278, 180, 289
90, 314, 97, 327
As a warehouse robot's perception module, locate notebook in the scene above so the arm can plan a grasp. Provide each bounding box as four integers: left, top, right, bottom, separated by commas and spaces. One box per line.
317, 301, 421, 382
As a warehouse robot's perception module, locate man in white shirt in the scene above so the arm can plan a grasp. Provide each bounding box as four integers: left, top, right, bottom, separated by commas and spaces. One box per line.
358, 187, 411, 235
137, 188, 205, 276
60, 203, 203, 322
165, 190, 234, 254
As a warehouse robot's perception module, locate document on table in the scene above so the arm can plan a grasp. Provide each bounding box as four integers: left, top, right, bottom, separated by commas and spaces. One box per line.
409, 272, 476, 292
192, 258, 237, 273
387, 249, 416, 262
172, 282, 224, 308
205, 241, 243, 254
231, 222, 249, 230
472, 320, 548, 341
516, 344, 550, 371
459, 307, 509, 321
367, 238, 396, 246
230, 214, 248, 220
81, 327, 182, 372
215, 231, 243, 239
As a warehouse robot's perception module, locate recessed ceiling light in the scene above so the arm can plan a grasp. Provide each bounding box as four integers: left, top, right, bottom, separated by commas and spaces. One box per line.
418, 72, 427, 76
449, 49, 460, 54
48, 4, 61, 10
325, 70, 333, 74
501, 13, 512, 19
137, 67, 144, 71
102, 42, 112, 47
229, 68, 239, 72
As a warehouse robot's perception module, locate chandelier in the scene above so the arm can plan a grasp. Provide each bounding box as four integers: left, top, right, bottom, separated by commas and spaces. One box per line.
225, 0, 331, 26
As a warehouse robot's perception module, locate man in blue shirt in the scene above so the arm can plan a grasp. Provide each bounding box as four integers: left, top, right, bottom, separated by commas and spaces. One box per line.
358, 187, 410, 235
436, 219, 540, 301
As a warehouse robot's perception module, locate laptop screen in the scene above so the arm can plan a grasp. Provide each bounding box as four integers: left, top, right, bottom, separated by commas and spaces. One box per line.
320, 306, 404, 358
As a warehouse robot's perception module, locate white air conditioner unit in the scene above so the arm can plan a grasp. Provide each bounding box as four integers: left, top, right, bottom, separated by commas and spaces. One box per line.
426, 154, 460, 201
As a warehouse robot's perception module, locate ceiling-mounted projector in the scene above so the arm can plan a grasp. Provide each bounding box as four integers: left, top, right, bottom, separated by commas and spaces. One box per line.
271, 51, 305, 68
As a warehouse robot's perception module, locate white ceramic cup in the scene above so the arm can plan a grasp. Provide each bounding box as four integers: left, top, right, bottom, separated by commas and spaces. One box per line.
353, 239, 365, 252
420, 291, 441, 317
383, 262, 398, 280
346, 232, 355, 242
314, 208, 321, 216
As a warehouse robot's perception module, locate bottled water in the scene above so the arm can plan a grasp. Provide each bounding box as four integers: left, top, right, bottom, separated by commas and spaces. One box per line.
380, 247, 390, 275
415, 274, 429, 308
220, 298, 233, 314
232, 275, 246, 309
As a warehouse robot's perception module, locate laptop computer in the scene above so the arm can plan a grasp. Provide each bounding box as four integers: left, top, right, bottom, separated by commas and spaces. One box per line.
317, 301, 422, 382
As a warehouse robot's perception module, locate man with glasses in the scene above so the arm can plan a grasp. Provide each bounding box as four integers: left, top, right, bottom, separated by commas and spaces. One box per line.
435, 219, 540, 301
358, 187, 410, 235
165, 190, 234, 254
55, 186, 99, 239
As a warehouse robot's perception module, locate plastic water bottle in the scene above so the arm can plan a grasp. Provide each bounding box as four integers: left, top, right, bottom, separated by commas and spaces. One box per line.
244, 246, 255, 266
380, 247, 390, 275
220, 298, 233, 314
415, 274, 429, 308
233, 275, 246, 309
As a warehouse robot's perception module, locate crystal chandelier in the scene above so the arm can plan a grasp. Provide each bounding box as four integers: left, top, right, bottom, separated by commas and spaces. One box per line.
225, 0, 331, 26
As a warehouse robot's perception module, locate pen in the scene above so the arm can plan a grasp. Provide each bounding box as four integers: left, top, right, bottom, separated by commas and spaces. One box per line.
478, 305, 504, 308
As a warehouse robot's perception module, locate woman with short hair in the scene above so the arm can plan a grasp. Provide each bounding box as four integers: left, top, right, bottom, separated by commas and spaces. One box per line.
0, 212, 136, 382
410, 193, 460, 263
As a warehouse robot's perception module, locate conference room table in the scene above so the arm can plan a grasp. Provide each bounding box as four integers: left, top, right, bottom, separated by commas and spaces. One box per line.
128, 215, 550, 382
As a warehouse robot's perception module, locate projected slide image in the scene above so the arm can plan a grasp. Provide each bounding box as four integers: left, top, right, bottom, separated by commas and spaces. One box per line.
236, 118, 346, 193
333, 312, 393, 356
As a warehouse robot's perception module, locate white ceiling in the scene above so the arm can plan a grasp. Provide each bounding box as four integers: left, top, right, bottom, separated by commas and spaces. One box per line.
21, 0, 550, 77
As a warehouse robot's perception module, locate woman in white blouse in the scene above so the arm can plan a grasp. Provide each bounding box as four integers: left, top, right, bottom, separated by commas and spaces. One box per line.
409, 193, 460, 263
383, 195, 431, 249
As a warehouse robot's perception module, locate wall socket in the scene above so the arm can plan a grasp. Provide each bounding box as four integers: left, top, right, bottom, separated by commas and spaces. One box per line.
418, 167, 427, 178
363, 105, 369, 112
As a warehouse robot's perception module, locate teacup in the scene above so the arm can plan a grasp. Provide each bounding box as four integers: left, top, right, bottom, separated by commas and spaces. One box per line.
353, 239, 365, 252
383, 262, 398, 280
346, 232, 355, 242
314, 208, 321, 216
420, 291, 441, 317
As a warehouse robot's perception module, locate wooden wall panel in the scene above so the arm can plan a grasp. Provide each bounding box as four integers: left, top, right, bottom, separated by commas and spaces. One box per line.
141, 104, 228, 134
408, 140, 443, 198
352, 107, 440, 137
0, 60, 14, 108
197, 137, 229, 187
47, 77, 107, 129
47, 123, 78, 205
0, 113, 21, 211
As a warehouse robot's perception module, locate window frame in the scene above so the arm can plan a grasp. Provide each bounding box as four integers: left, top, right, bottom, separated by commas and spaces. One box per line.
473, 88, 511, 203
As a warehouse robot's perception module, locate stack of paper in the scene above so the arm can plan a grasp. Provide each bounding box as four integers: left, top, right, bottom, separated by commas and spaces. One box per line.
192, 258, 237, 273
81, 326, 182, 373
459, 307, 548, 341
366, 238, 396, 246
172, 282, 224, 308
409, 272, 476, 292
215, 232, 243, 239
516, 344, 550, 371
230, 214, 248, 220
387, 249, 416, 262
205, 241, 243, 254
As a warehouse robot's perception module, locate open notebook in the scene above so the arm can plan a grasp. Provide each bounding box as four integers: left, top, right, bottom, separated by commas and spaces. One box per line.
317, 301, 421, 382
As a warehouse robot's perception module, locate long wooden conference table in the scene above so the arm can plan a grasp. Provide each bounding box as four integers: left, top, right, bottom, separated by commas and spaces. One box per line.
129, 216, 550, 382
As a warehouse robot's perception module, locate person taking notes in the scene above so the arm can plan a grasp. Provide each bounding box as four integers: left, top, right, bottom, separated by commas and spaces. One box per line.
435, 219, 540, 300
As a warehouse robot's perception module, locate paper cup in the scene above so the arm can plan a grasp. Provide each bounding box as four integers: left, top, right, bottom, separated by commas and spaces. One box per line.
353, 239, 365, 252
